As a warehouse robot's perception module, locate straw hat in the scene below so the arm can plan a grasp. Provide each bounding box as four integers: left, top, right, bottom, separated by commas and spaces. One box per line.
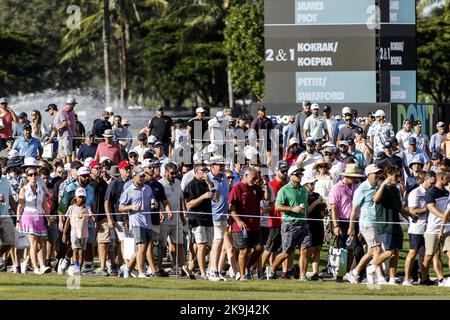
313, 158, 332, 171
339, 163, 365, 178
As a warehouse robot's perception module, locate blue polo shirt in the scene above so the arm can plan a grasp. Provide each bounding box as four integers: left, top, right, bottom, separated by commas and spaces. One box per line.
352, 180, 379, 229
119, 182, 154, 230
0, 176, 11, 217
208, 172, 229, 221
404, 148, 429, 166
13, 136, 42, 158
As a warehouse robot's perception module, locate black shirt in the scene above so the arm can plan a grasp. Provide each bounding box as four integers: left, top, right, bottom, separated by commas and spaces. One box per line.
89, 178, 108, 221
184, 177, 213, 228
149, 116, 173, 143
338, 124, 359, 141
376, 185, 402, 235
77, 143, 98, 161
145, 179, 168, 226
105, 177, 128, 222
187, 118, 208, 143
92, 119, 112, 138
385, 154, 404, 168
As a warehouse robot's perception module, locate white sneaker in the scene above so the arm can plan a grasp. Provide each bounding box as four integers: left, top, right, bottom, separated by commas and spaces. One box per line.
438, 278, 450, 287
228, 269, 236, 279
138, 273, 150, 279
57, 259, 69, 275
366, 265, 376, 284
235, 272, 241, 281
67, 265, 75, 276
377, 276, 388, 285
346, 270, 359, 284
12, 266, 19, 274
402, 278, 414, 286
20, 260, 28, 274
33, 268, 41, 275
387, 277, 398, 285
119, 265, 129, 279
40, 266, 51, 274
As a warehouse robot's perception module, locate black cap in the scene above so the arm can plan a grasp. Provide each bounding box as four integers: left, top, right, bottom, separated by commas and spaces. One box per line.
138, 133, 147, 141
45, 104, 58, 112
156, 105, 164, 111
432, 152, 443, 161
70, 161, 83, 170
374, 152, 388, 165
384, 141, 393, 149
390, 137, 399, 145
415, 120, 422, 127
257, 105, 266, 111
23, 124, 31, 131
347, 138, 355, 145
356, 127, 364, 135
351, 109, 358, 116
323, 105, 331, 113
305, 139, 316, 146
367, 112, 375, 117
18, 112, 27, 119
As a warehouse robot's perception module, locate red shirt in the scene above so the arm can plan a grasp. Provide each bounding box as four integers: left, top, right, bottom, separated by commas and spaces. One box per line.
0, 112, 13, 138
268, 178, 287, 228
228, 181, 263, 232
94, 141, 123, 164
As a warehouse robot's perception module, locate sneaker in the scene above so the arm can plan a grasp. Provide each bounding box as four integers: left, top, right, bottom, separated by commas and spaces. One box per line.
346, 270, 359, 284
33, 268, 41, 275
377, 276, 388, 285
119, 265, 129, 279
208, 272, 221, 282
235, 272, 241, 281
138, 273, 150, 278
155, 268, 169, 277
182, 265, 196, 280
20, 260, 27, 274
419, 278, 436, 286
266, 266, 274, 280
438, 278, 450, 287
298, 277, 307, 282
81, 266, 93, 275
95, 268, 109, 276
387, 277, 398, 285
50, 259, 59, 271
12, 266, 20, 274
402, 278, 414, 286
219, 273, 227, 281
67, 265, 75, 276
168, 266, 181, 276
57, 259, 69, 275
0, 258, 6, 272
239, 276, 248, 281
40, 266, 51, 274
366, 265, 376, 285
309, 273, 320, 281
228, 269, 236, 279
245, 272, 253, 280
130, 269, 139, 278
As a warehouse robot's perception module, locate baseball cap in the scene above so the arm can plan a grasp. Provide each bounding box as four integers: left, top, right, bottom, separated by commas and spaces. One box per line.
277, 160, 289, 171
66, 97, 78, 105
302, 100, 311, 107
257, 105, 266, 111
118, 160, 131, 170
137, 133, 147, 141
289, 137, 300, 146
355, 127, 364, 135
346, 138, 355, 145
156, 105, 164, 111
196, 107, 206, 114
70, 161, 83, 170
437, 121, 445, 128
154, 141, 164, 148
339, 140, 349, 147
148, 135, 157, 144
102, 129, 114, 137
288, 165, 304, 176
408, 137, 417, 145
301, 175, 317, 186
128, 150, 138, 156
374, 110, 385, 117
0, 97, 8, 104
77, 166, 91, 176
351, 109, 358, 116
432, 152, 443, 161
45, 104, 58, 111
105, 106, 113, 113
403, 119, 412, 124
342, 107, 351, 116
305, 138, 316, 146
390, 137, 399, 145
383, 141, 393, 149
122, 119, 129, 126
415, 120, 422, 127
365, 164, 382, 176
23, 123, 31, 130
311, 103, 319, 110
75, 187, 87, 198
87, 130, 95, 137
18, 112, 27, 119
131, 166, 145, 177
83, 157, 94, 167
88, 160, 100, 169
101, 111, 109, 117
323, 105, 331, 113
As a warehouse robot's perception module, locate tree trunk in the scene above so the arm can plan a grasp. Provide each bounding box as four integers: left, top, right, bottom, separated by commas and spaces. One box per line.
119, 19, 128, 109
103, 0, 111, 107
227, 56, 234, 110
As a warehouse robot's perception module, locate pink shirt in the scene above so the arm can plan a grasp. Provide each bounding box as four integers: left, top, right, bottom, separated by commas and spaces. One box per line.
94, 141, 122, 164
328, 180, 358, 220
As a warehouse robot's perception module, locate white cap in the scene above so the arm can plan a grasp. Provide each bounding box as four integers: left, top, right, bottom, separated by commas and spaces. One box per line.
196, 107, 206, 114
322, 142, 335, 148
216, 111, 224, 120
342, 107, 351, 115
141, 158, 152, 168
105, 106, 113, 113
365, 164, 382, 176
75, 187, 87, 197
311, 103, 320, 110
99, 156, 111, 163
64, 163, 71, 171
66, 97, 78, 105
22, 157, 39, 167
84, 157, 94, 167
148, 135, 157, 144
301, 175, 316, 186
374, 110, 385, 117
436, 121, 445, 128
77, 166, 91, 176
339, 140, 349, 147
0, 97, 8, 104
8, 150, 20, 159
289, 137, 300, 145
288, 165, 304, 176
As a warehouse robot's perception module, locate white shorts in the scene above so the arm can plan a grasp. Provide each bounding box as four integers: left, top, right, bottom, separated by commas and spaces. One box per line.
160, 224, 184, 246
213, 220, 227, 241
192, 226, 213, 246
114, 221, 128, 242
58, 137, 72, 157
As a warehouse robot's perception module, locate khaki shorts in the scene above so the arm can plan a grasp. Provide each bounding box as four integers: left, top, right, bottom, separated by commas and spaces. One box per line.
0, 217, 15, 246
360, 226, 381, 248
424, 233, 450, 256
97, 219, 111, 244
58, 137, 72, 157
192, 226, 213, 246
213, 220, 227, 241
160, 224, 184, 246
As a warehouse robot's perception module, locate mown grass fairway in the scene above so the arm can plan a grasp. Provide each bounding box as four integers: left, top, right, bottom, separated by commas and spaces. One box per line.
1, 274, 450, 300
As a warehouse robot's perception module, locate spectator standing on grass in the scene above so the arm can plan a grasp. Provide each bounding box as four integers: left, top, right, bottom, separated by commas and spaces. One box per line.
119, 166, 154, 278
229, 167, 269, 280
267, 166, 310, 281
62, 187, 92, 275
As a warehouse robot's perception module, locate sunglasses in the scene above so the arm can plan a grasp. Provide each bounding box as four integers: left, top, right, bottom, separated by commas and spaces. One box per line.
293, 173, 303, 177
345, 118, 352, 122
27, 173, 38, 177
323, 152, 331, 156
226, 176, 234, 179
168, 171, 178, 175
201, 168, 210, 172
129, 154, 138, 157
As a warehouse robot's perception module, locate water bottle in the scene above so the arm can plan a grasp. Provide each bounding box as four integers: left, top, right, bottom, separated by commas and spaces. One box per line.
150, 199, 157, 210
242, 227, 248, 239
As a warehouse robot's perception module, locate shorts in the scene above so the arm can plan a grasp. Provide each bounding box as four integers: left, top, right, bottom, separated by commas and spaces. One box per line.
87, 226, 95, 245
152, 224, 160, 242
213, 220, 227, 241
160, 224, 184, 246
260, 226, 270, 245
379, 233, 403, 251
424, 233, 450, 256
58, 137, 72, 157
192, 226, 214, 246
409, 233, 425, 252
309, 220, 324, 247
115, 221, 128, 241
46, 223, 59, 243
71, 237, 88, 250
281, 223, 311, 253
97, 219, 111, 244
232, 230, 263, 250
0, 217, 15, 246
132, 226, 152, 245
264, 227, 282, 253
360, 226, 381, 248
338, 220, 362, 248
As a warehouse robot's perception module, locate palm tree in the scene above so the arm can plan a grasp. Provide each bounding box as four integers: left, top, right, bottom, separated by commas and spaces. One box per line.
417, 0, 446, 16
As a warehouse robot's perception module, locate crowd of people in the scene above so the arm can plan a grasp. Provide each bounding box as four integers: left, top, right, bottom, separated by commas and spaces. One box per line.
0, 96, 449, 286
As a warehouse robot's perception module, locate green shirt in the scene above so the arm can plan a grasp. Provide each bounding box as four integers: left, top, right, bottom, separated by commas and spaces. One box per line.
276, 181, 308, 225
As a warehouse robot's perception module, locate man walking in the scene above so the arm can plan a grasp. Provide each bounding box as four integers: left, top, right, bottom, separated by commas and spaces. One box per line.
303, 103, 328, 142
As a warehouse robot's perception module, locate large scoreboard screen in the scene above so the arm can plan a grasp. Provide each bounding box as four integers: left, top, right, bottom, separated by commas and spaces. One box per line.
264, 0, 416, 113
